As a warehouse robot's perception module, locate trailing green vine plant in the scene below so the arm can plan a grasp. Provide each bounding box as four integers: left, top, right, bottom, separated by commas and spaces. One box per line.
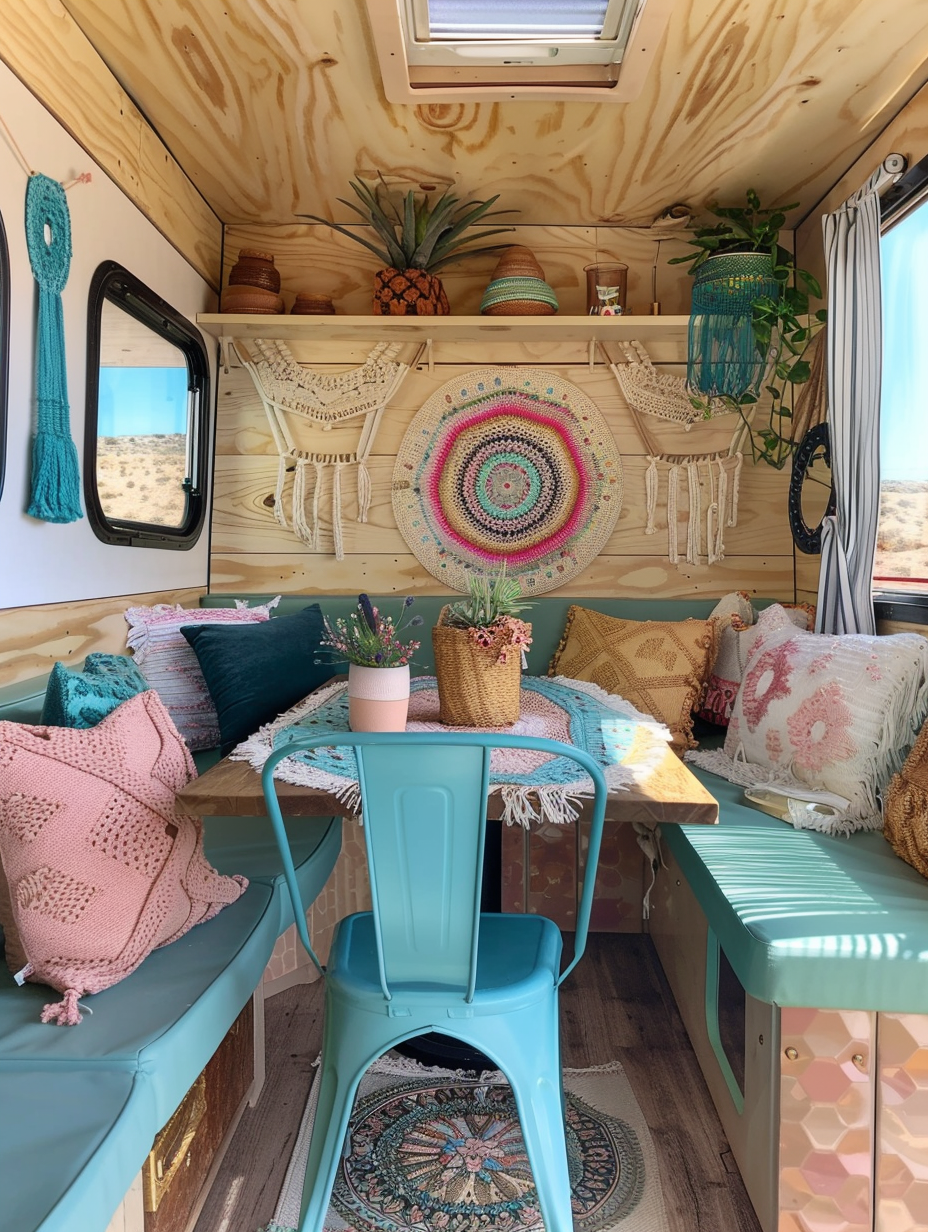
670, 190, 828, 469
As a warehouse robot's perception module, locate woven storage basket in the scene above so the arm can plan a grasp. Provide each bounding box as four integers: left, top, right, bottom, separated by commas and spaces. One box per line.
883, 716, 928, 879
432, 608, 528, 726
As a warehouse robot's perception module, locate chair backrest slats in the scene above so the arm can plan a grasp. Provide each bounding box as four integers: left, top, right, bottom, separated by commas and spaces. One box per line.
356, 744, 489, 998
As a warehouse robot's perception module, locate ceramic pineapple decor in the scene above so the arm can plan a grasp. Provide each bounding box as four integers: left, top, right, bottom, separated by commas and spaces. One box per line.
301, 179, 516, 314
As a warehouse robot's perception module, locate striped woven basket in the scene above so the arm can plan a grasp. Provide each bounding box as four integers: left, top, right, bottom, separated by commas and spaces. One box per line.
432, 608, 527, 726
480, 276, 558, 316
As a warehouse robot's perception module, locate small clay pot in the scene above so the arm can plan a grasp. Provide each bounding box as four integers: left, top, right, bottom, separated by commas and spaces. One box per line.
291, 293, 336, 315
221, 284, 284, 314
228, 248, 281, 293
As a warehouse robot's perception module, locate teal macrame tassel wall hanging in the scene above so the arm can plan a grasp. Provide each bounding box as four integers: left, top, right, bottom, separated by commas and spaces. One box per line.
687, 253, 780, 400
25, 173, 83, 523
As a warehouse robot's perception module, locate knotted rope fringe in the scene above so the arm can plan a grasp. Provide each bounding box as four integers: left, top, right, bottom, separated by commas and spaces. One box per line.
604, 341, 744, 565
240, 339, 419, 559
41, 987, 83, 1026
25, 174, 82, 523
687, 256, 780, 399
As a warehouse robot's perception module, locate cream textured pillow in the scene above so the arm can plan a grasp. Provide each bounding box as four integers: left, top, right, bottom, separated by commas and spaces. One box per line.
688, 605, 928, 833
125, 598, 279, 750
0, 691, 247, 1025
549, 605, 717, 750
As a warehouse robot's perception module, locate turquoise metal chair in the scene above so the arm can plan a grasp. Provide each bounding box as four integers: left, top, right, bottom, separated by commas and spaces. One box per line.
261, 730, 609, 1232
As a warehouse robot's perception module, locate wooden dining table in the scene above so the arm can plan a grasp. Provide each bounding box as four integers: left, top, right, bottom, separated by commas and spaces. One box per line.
175, 737, 719, 828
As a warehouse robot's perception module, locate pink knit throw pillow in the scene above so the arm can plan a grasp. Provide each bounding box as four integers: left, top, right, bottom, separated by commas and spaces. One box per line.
0, 691, 248, 1026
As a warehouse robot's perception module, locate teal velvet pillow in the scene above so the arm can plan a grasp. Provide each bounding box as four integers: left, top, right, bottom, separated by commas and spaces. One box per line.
180, 604, 334, 755
40, 654, 150, 729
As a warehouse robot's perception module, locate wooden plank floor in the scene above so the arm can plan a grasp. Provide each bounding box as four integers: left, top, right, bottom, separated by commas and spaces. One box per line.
193, 935, 762, 1232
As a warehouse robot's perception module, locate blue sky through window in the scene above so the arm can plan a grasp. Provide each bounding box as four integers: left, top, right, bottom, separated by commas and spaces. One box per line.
881, 202, 928, 481
98, 366, 188, 437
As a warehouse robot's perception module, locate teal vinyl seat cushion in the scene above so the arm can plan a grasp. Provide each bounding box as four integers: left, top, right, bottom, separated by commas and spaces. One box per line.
330, 911, 563, 1010
0, 1067, 151, 1232
0, 883, 278, 1122
202, 814, 341, 934
667, 766, 928, 1012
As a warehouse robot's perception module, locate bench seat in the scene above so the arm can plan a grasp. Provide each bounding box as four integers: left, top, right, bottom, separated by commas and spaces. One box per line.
666, 766, 928, 1012
0, 670, 341, 1232
0, 1067, 149, 1232
0, 808, 341, 1232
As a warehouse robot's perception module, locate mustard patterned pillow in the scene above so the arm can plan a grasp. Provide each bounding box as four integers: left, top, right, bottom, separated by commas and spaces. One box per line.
549, 606, 717, 750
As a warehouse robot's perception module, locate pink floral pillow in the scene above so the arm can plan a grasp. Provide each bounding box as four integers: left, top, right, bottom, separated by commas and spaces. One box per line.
698, 594, 812, 727
688, 605, 928, 833
0, 692, 247, 1025
125, 598, 279, 749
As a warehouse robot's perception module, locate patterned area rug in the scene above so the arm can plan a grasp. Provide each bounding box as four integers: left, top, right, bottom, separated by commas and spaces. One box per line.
259, 1057, 669, 1232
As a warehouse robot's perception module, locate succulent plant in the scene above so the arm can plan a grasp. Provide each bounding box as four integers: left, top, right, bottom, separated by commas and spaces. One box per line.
443, 565, 531, 631
301, 178, 516, 273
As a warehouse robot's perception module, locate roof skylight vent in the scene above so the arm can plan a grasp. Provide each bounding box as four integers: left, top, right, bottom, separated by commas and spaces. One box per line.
364, 0, 675, 103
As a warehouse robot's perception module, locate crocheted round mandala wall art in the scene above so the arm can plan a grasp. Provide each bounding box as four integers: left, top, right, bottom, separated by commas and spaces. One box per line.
392, 368, 622, 594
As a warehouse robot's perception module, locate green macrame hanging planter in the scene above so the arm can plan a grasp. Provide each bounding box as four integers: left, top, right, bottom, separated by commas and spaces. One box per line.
25, 173, 83, 523
687, 252, 780, 400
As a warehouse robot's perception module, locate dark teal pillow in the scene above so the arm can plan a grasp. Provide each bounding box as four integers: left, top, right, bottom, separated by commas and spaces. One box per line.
180, 604, 334, 755
40, 654, 150, 728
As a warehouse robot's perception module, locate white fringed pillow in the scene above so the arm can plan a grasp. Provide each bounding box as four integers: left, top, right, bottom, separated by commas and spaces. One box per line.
125, 598, 279, 750
688, 605, 928, 833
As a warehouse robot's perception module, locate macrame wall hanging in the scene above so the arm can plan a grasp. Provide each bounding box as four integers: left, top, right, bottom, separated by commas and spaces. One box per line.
602, 340, 747, 566
24, 173, 82, 523
392, 367, 622, 595
237, 338, 422, 560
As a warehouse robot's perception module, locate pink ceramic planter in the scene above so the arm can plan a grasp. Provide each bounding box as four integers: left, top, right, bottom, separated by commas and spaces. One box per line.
347, 664, 410, 732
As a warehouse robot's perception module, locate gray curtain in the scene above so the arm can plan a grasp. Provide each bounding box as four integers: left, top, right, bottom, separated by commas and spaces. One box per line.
816, 158, 904, 635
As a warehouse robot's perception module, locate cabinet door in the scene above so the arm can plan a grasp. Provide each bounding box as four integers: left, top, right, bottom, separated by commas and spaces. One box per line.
143, 1000, 254, 1232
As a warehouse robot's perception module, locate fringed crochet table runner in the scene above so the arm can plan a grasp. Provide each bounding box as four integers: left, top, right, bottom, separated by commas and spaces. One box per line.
233, 676, 671, 828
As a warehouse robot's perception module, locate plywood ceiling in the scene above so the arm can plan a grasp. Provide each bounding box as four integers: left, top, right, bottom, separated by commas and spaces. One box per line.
61, 0, 928, 228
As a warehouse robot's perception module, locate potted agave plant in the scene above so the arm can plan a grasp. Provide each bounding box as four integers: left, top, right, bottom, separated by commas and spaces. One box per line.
432, 567, 532, 727
301, 177, 516, 315
321, 594, 423, 732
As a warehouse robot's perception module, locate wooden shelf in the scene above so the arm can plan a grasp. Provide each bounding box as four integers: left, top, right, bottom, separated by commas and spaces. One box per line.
196, 313, 688, 344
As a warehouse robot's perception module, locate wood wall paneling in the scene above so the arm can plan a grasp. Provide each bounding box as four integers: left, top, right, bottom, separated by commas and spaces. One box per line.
221, 224, 697, 318
210, 452, 793, 559
876, 619, 928, 640
209, 553, 795, 599
0, 587, 203, 687
61, 0, 928, 237
793, 549, 822, 612
210, 233, 796, 604
0, 0, 221, 287
796, 78, 928, 287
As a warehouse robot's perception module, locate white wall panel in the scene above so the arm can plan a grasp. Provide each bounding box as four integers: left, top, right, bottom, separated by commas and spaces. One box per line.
0, 59, 216, 610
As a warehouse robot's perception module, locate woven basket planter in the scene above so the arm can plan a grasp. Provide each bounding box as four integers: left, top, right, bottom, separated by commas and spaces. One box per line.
432, 610, 529, 727
687, 251, 780, 398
